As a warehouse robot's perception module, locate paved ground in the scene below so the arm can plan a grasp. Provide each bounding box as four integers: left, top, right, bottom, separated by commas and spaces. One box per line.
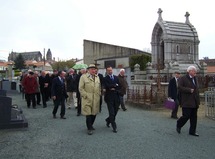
0, 91, 214, 159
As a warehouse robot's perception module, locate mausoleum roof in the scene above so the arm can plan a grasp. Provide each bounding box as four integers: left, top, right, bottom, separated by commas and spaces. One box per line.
152, 8, 199, 42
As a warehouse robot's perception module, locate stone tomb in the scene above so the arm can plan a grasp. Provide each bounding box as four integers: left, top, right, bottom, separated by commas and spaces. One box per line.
0, 96, 28, 129
0, 89, 7, 96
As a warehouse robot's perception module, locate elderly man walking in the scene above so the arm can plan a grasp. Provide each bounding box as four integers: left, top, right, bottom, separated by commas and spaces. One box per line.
66, 68, 77, 109
118, 68, 128, 111
79, 64, 101, 135
52, 71, 68, 119
176, 66, 200, 137
23, 71, 38, 109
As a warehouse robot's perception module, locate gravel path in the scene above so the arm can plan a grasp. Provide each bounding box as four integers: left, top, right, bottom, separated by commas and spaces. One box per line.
0, 92, 214, 159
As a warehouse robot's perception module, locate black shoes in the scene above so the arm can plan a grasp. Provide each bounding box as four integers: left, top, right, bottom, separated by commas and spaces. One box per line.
189, 133, 199, 137
60, 116, 66, 119
113, 129, 117, 133
176, 127, 181, 134
123, 108, 127, 111
105, 119, 110, 128
77, 113, 80, 116
87, 130, 93, 135
53, 115, 56, 119
171, 116, 178, 119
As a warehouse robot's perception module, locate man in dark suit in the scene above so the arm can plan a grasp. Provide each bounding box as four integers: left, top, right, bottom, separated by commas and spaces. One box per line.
51, 71, 68, 119
168, 71, 181, 119
95, 67, 104, 112
75, 68, 86, 116
66, 68, 77, 109
177, 66, 200, 137
104, 66, 121, 133
39, 70, 49, 108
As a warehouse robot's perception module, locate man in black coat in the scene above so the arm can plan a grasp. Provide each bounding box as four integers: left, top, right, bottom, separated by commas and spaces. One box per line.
39, 70, 49, 108
51, 71, 68, 119
104, 66, 121, 133
66, 69, 77, 109
95, 67, 104, 112
168, 71, 181, 119
176, 66, 200, 136
75, 68, 86, 116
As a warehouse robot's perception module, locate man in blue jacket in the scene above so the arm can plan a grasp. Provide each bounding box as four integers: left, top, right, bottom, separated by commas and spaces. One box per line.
168, 71, 181, 119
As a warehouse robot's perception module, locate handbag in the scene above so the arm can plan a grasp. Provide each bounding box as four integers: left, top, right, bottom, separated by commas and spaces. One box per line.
164, 98, 176, 110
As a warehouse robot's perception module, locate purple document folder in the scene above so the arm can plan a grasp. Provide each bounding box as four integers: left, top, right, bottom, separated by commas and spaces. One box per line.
164, 98, 176, 110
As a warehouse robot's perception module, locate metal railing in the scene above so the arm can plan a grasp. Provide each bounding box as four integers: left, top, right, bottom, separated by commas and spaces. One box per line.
126, 85, 167, 106
205, 87, 215, 120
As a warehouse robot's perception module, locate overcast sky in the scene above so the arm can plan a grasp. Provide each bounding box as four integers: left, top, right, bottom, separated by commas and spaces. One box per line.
0, 0, 214, 61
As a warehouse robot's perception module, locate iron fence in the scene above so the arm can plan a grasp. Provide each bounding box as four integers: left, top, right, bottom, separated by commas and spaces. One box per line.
126, 84, 167, 106
205, 87, 215, 120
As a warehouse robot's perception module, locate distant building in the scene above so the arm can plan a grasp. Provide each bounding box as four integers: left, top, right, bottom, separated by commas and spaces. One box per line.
83, 39, 150, 68
8, 49, 54, 63
83, 39, 151, 87
8, 51, 43, 61
199, 58, 215, 75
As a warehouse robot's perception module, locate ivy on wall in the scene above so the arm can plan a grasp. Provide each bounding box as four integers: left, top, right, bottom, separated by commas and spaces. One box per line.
129, 54, 151, 71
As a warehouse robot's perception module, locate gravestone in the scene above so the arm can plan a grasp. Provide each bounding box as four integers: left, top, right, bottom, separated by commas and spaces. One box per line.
0, 96, 12, 124
2, 81, 11, 91
0, 96, 28, 129
0, 89, 7, 96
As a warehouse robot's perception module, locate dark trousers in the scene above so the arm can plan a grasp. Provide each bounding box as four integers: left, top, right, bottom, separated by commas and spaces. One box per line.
45, 88, 50, 101
41, 91, 47, 106
99, 96, 102, 112
77, 96, 81, 115
171, 99, 179, 117
106, 93, 120, 129
53, 98, 66, 117
26, 93, 36, 108
36, 92, 41, 104
177, 107, 198, 134
119, 95, 126, 109
86, 115, 96, 130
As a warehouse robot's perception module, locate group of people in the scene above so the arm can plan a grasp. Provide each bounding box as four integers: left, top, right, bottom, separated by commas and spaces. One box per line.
20, 64, 128, 135
20, 69, 58, 109
79, 64, 128, 135
168, 65, 200, 137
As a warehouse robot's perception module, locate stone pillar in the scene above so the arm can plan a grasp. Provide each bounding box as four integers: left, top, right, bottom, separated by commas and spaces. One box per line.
134, 64, 140, 80
7, 64, 13, 81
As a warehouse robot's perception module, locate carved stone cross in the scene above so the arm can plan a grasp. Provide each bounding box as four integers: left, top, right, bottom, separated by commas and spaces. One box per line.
157, 8, 163, 21
185, 12, 190, 24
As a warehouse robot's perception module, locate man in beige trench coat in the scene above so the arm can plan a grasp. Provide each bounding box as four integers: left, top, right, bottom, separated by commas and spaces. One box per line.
79, 64, 101, 135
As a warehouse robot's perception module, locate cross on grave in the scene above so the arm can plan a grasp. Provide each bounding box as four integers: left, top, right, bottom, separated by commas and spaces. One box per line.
157, 8, 163, 21
185, 12, 190, 24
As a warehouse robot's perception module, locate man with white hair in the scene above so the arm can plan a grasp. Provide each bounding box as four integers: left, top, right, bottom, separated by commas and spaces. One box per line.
176, 66, 200, 137
118, 68, 128, 111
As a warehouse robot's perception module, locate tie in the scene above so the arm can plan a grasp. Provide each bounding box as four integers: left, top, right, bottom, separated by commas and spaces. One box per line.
110, 75, 114, 81
191, 77, 195, 86
60, 78, 63, 84
176, 78, 178, 88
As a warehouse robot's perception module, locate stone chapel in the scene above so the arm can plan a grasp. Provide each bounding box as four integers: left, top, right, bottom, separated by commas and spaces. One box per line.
147, 8, 205, 77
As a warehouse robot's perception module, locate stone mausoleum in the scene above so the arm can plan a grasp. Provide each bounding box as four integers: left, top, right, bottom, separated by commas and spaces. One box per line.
146, 8, 206, 78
